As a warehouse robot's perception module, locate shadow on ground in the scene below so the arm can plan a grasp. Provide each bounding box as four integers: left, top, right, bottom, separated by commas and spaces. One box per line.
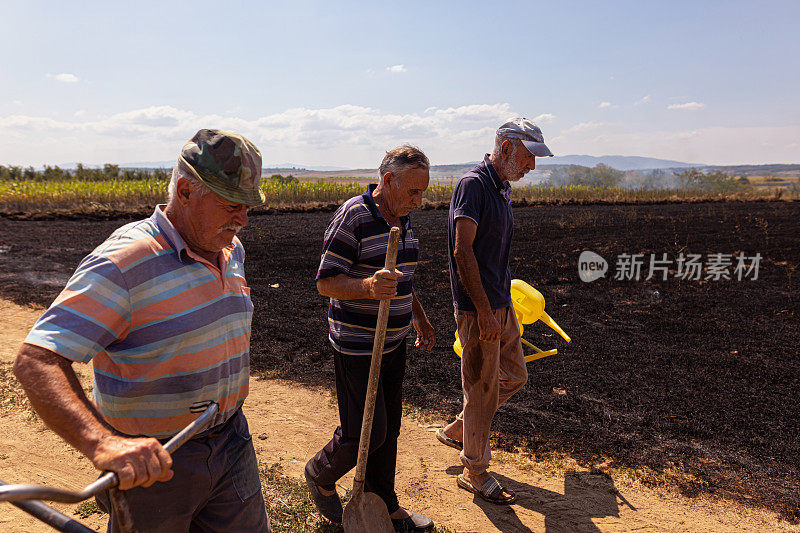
444, 465, 633, 532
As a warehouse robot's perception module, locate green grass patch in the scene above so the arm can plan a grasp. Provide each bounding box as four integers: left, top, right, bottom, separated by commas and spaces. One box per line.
73, 499, 105, 519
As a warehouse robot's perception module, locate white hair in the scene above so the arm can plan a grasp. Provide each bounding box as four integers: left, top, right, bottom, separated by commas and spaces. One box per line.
168, 165, 211, 203
491, 135, 522, 158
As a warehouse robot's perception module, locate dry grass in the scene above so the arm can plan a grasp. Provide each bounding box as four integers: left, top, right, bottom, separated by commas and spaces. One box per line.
260, 462, 454, 532
2, 178, 796, 214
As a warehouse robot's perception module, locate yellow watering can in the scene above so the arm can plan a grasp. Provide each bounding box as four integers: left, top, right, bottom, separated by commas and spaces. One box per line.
453, 279, 571, 363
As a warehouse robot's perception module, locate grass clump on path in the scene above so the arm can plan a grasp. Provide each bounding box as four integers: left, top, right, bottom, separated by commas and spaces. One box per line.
259, 461, 453, 532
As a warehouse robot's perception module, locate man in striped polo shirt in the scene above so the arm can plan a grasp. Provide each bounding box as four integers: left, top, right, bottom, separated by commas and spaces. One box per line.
305, 145, 436, 531
14, 129, 270, 532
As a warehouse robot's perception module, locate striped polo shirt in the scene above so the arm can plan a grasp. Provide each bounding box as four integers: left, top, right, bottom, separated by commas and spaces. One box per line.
25, 206, 252, 438
317, 185, 419, 356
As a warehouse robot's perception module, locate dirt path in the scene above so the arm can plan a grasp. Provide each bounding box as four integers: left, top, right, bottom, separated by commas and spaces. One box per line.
0, 299, 795, 532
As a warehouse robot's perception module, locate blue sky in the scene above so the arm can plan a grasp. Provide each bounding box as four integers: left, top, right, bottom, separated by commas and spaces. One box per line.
1, 0, 798, 167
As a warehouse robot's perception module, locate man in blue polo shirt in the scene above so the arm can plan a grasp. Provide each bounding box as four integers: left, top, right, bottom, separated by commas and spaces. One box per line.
437, 118, 554, 505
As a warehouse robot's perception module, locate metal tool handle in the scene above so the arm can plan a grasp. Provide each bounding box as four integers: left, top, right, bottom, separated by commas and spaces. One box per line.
351, 227, 401, 495
0, 402, 219, 505
0, 481, 94, 533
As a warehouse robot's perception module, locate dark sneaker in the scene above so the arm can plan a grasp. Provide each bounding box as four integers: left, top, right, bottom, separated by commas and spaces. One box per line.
304, 461, 342, 523
392, 511, 434, 532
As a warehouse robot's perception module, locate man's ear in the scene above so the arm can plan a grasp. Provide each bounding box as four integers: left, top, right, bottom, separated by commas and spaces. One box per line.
501, 139, 513, 157
175, 177, 192, 204
382, 171, 395, 189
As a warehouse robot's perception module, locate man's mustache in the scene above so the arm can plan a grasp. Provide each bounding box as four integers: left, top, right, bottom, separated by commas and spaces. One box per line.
218, 224, 243, 234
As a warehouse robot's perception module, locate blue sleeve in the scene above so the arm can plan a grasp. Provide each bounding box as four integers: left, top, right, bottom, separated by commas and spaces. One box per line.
24, 254, 131, 363
451, 176, 484, 226
316, 202, 359, 280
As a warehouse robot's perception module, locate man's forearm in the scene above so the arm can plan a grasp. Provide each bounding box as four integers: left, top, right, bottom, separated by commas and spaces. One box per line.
412, 290, 426, 320
13, 343, 113, 459
454, 246, 492, 314
317, 274, 372, 300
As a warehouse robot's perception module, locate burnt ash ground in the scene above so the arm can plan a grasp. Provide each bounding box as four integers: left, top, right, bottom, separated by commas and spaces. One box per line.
1, 201, 798, 520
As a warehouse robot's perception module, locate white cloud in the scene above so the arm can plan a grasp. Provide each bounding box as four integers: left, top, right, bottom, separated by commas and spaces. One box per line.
47, 73, 79, 83
386, 64, 407, 73
0, 103, 518, 167
533, 113, 556, 123
13, 100, 23, 106
564, 121, 605, 133
667, 101, 706, 111
548, 123, 800, 165
598, 102, 612, 109
634, 95, 651, 106
3, 103, 796, 166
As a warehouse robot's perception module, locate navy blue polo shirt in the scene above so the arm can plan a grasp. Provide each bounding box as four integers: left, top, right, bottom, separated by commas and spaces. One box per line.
448, 155, 514, 312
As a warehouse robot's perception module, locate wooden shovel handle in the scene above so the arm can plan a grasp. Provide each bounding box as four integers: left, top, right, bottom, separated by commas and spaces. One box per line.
352, 226, 401, 493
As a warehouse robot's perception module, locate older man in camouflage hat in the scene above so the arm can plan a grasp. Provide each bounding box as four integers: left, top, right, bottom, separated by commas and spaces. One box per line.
14, 129, 271, 532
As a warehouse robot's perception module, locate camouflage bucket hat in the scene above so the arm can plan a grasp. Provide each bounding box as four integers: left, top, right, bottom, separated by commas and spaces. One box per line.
178, 129, 266, 206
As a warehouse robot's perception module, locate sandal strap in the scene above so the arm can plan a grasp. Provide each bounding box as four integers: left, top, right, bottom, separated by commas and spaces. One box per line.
480, 476, 503, 498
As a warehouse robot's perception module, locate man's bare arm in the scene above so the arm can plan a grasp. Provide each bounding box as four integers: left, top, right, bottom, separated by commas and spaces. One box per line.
317, 269, 402, 301
453, 217, 501, 343
411, 290, 435, 351
13, 343, 173, 490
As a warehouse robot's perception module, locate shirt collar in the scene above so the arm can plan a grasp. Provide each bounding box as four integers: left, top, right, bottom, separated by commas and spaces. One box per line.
151, 205, 191, 262
361, 184, 411, 231
151, 205, 234, 265
482, 155, 513, 201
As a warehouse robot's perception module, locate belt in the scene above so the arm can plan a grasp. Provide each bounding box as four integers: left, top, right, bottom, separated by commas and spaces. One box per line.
156, 408, 241, 444
197, 408, 241, 439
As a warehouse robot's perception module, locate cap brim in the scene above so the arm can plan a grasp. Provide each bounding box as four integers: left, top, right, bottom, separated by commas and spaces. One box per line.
178, 156, 265, 206
204, 179, 266, 206
520, 139, 553, 157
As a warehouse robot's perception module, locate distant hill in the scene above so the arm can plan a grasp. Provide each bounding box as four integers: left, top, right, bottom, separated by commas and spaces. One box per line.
46, 158, 799, 181
543, 155, 701, 170
699, 163, 800, 177
265, 164, 348, 171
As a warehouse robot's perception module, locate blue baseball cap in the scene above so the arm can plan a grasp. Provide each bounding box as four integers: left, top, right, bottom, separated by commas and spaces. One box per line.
496, 118, 554, 157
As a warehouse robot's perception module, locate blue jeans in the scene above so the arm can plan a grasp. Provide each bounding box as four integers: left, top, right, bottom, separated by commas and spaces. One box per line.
96, 409, 270, 532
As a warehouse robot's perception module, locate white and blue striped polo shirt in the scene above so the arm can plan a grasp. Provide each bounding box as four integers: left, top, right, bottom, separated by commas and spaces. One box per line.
316, 185, 419, 356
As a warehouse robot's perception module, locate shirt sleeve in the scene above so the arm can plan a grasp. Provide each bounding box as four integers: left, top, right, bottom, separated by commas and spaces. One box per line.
24, 254, 132, 363
451, 176, 484, 226
316, 203, 360, 280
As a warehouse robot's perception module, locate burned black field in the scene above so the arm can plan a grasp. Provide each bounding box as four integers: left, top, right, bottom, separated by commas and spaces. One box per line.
1, 201, 798, 520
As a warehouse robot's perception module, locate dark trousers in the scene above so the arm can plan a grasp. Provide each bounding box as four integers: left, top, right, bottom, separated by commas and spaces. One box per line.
96, 410, 270, 533
306, 342, 406, 514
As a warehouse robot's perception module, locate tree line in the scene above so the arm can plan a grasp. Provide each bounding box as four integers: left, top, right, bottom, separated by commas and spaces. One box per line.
0, 163, 757, 194
546, 164, 750, 192
0, 164, 170, 181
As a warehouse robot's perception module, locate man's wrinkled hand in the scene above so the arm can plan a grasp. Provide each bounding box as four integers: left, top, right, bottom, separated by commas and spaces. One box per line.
413, 316, 436, 351
367, 268, 403, 300
477, 311, 501, 344
90, 435, 173, 490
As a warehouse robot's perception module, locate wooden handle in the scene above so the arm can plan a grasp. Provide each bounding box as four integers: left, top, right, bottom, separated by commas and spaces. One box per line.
352, 226, 401, 494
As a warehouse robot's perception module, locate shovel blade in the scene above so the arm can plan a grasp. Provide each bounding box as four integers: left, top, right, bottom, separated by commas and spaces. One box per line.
342, 491, 394, 533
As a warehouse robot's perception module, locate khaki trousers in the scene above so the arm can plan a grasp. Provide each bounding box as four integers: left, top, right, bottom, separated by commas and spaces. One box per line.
454, 307, 527, 475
